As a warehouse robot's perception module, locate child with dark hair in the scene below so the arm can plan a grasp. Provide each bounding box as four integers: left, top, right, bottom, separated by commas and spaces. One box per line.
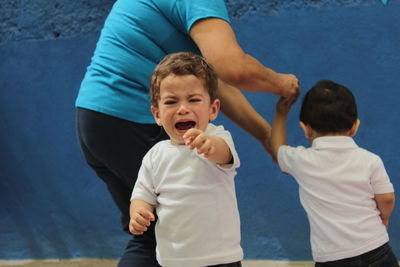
271, 80, 398, 266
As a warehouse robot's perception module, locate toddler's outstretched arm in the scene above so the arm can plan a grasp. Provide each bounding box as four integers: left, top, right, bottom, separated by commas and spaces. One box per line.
129, 199, 155, 235
375, 193, 395, 228
183, 128, 232, 164
271, 96, 297, 162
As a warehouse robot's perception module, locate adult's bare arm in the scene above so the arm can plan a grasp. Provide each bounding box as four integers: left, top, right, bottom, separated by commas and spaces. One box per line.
217, 80, 272, 155
190, 18, 299, 98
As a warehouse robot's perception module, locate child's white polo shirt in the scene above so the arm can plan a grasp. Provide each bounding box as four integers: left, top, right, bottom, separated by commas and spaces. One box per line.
277, 136, 394, 262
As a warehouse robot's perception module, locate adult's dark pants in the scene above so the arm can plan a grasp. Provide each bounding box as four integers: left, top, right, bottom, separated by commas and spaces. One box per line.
315, 243, 399, 267
76, 108, 168, 267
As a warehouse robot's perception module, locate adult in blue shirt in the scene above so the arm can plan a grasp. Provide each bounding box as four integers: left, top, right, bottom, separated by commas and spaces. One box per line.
76, 0, 299, 266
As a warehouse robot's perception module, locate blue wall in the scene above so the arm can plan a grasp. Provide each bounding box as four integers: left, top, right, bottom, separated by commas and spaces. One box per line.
1, 0, 399, 261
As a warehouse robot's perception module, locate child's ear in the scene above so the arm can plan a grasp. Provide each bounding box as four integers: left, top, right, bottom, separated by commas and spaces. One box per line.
151, 105, 162, 126
349, 119, 360, 137
299, 121, 312, 139
209, 98, 220, 121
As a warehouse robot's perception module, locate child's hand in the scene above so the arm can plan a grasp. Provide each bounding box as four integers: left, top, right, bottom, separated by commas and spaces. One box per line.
276, 96, 297, 114
183, 128, 215, 158
129, 208, 155, 235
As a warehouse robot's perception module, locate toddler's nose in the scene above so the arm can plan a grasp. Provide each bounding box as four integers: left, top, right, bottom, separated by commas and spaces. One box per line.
177, 103, 189, 114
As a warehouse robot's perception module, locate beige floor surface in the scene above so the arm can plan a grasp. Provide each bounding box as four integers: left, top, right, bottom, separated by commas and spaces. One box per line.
0, 259, 314, 267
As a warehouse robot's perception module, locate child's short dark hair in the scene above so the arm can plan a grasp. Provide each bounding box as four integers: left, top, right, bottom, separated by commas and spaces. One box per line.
150, 52, 218, 107
300, 80, 358, 134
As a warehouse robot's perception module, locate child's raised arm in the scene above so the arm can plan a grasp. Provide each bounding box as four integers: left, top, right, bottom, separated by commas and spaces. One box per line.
183, 128, 232, 164
271, 96, 297, 162
374, 192, 395, 228
129, 199, 155, 235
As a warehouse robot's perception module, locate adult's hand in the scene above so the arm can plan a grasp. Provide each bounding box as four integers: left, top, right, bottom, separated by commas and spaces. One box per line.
277, 73, 300, 98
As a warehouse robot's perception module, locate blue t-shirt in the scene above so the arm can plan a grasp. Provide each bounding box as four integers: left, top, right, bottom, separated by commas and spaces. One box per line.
76, 0, 230, 124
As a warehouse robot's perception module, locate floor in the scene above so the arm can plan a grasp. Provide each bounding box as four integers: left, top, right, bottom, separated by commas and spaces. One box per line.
0, 259, 315, 267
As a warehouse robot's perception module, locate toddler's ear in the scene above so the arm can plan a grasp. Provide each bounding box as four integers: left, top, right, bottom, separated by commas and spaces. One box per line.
349, 119, 360, 137
209, 99, 220, 121
299, 121, 313, 139
151, 105, 162, 126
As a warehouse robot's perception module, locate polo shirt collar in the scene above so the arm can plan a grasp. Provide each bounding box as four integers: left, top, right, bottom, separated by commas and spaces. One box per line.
311, 136, 358, 149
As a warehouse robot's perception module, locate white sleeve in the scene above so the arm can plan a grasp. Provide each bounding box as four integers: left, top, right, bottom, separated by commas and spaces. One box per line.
370, 156, 394, 194
131, 151, 158, 206
277, 145, 306, 175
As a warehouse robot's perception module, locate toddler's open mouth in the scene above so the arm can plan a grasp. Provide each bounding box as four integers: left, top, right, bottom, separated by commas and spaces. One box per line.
175, 121, 196, 131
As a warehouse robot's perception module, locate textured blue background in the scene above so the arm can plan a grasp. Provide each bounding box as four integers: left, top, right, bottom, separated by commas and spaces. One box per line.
0, 0, 399, 261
